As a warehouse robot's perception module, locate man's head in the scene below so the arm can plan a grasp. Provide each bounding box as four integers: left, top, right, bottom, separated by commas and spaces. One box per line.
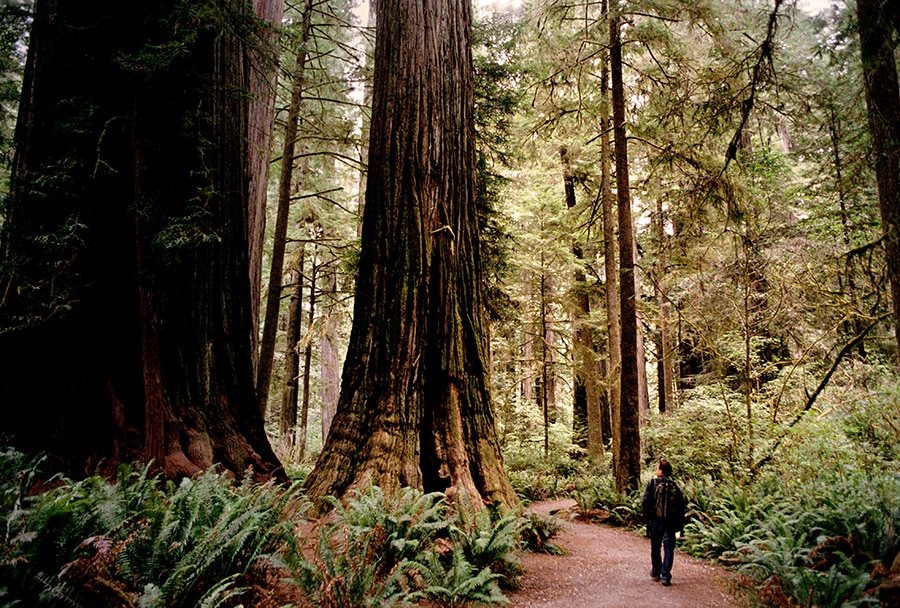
658, 460, 672, 477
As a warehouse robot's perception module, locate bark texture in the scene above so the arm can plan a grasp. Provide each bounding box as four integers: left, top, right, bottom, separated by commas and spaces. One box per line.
610, 8, 641, 493
600, 0, 618, 453
857, 0, 900, 363
320, 262, 340, 441
248, 0, 284, 374
280, 261, 304, 446
560, 146, 591, 450
0, 0, 281, 480
303, 0, 515, 510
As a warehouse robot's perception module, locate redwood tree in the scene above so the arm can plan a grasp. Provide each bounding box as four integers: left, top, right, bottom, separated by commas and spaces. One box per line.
0, 0, 282, 480
610, 4, 641, 493
857, 0, 900, 364
303, 0, 516, 509
600, 9, 619, 454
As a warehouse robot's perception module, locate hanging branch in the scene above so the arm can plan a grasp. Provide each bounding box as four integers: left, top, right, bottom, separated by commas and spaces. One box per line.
722, 0, 784, 173
751, 312, 890, 475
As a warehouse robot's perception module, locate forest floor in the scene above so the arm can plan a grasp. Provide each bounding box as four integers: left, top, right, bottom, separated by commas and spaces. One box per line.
502, 499, 743, 608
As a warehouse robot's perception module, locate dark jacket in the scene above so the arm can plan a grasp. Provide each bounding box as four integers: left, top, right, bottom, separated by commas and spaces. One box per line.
641, 475, 686, 531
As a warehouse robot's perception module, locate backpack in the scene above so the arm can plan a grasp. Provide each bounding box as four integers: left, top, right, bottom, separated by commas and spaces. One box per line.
653, 477, 682, 525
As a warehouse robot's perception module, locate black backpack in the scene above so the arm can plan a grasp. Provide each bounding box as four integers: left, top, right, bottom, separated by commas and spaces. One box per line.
653, 477, 682, 525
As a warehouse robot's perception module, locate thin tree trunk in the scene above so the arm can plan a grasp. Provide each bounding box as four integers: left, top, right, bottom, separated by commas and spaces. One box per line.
654, 198, 674, 413
561, 145, 593, 450
634, 241, 649, 423
600, 0, 619, 455
610, 5, 641, 493
541, 265, 550, 457
256, 0, 313, 417
828, 105, 866, 358
280, 246, 306, 448
523, 316, 534, 404
298, 245, 318, 459
596, 357, 611, 449
320, 259, 340, 442
248, 0, 284, 376
544, 285, 557, 414
356, 1, 376, 237
857, 0, 900, 365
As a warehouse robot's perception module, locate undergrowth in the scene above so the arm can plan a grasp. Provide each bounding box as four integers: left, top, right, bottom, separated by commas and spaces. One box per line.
501, 368, 900, 607
0, 453, 540, 607
0, 455, 303, 607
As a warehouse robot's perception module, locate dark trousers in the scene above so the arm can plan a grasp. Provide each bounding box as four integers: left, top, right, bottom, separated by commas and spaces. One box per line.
648, 519, 676, 582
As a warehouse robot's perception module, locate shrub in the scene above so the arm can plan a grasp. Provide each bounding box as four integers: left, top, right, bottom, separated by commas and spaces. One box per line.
682, 466, 900, 607
284, 486, 524, 607
405, 545, 509, 608
518, 511, 564, 555
0, 454, 304, 608
449, 495, 524, 586
571, 472, 643, 528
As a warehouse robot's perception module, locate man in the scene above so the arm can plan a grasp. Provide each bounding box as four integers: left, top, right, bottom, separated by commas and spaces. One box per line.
641, 459, 686, 587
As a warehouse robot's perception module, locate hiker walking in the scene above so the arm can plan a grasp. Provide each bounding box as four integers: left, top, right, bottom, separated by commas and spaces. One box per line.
641, 459, 686, 587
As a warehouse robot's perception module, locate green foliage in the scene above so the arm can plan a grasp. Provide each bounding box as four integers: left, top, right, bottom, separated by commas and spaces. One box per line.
839, 382, 900, 465
680, 434, 900, 606
285, 520, 409, 608
504, 452, 590, 501
571, 473, 643, 528
0, 454, 529, 608
116, 0, 262, 77
638, 368, 900, 607
0, 0, 29, 191
449, 495, 523, 586
328, 486, 450, 568
284, 486, 524, 607
406, 545, 509, 608
518, 512, 564, 556
506, 467, 564, 502
0, 456, 304, 608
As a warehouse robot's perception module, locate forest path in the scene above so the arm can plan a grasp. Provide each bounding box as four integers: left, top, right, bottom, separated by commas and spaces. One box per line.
505, 499, 741, 608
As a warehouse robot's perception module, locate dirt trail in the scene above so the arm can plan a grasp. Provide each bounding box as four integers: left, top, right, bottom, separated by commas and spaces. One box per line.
505, 499, 740, 608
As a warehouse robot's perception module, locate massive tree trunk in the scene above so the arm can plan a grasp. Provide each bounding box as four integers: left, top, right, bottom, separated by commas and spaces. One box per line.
857, 0, 900, 364
610, 6, 641, 493
303, 0, 516, 510
0, 0, 282, 480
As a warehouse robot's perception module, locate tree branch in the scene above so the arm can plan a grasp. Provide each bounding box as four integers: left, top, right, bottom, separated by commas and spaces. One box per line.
751, 312, 890, 475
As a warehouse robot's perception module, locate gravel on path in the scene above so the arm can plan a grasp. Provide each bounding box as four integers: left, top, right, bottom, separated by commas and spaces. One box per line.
505, 499, 740, 608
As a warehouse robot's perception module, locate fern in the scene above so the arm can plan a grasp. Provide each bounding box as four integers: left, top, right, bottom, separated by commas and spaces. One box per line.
448, 495, 524, 587
332, 486, 449, 569
406, 547, 509, 608
0, 455, 305, 608
519, 512, 564, 555
284, 519, 408, 608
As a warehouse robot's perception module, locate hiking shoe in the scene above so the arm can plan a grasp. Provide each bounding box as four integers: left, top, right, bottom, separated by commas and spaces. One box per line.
661, 580, 671, 587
